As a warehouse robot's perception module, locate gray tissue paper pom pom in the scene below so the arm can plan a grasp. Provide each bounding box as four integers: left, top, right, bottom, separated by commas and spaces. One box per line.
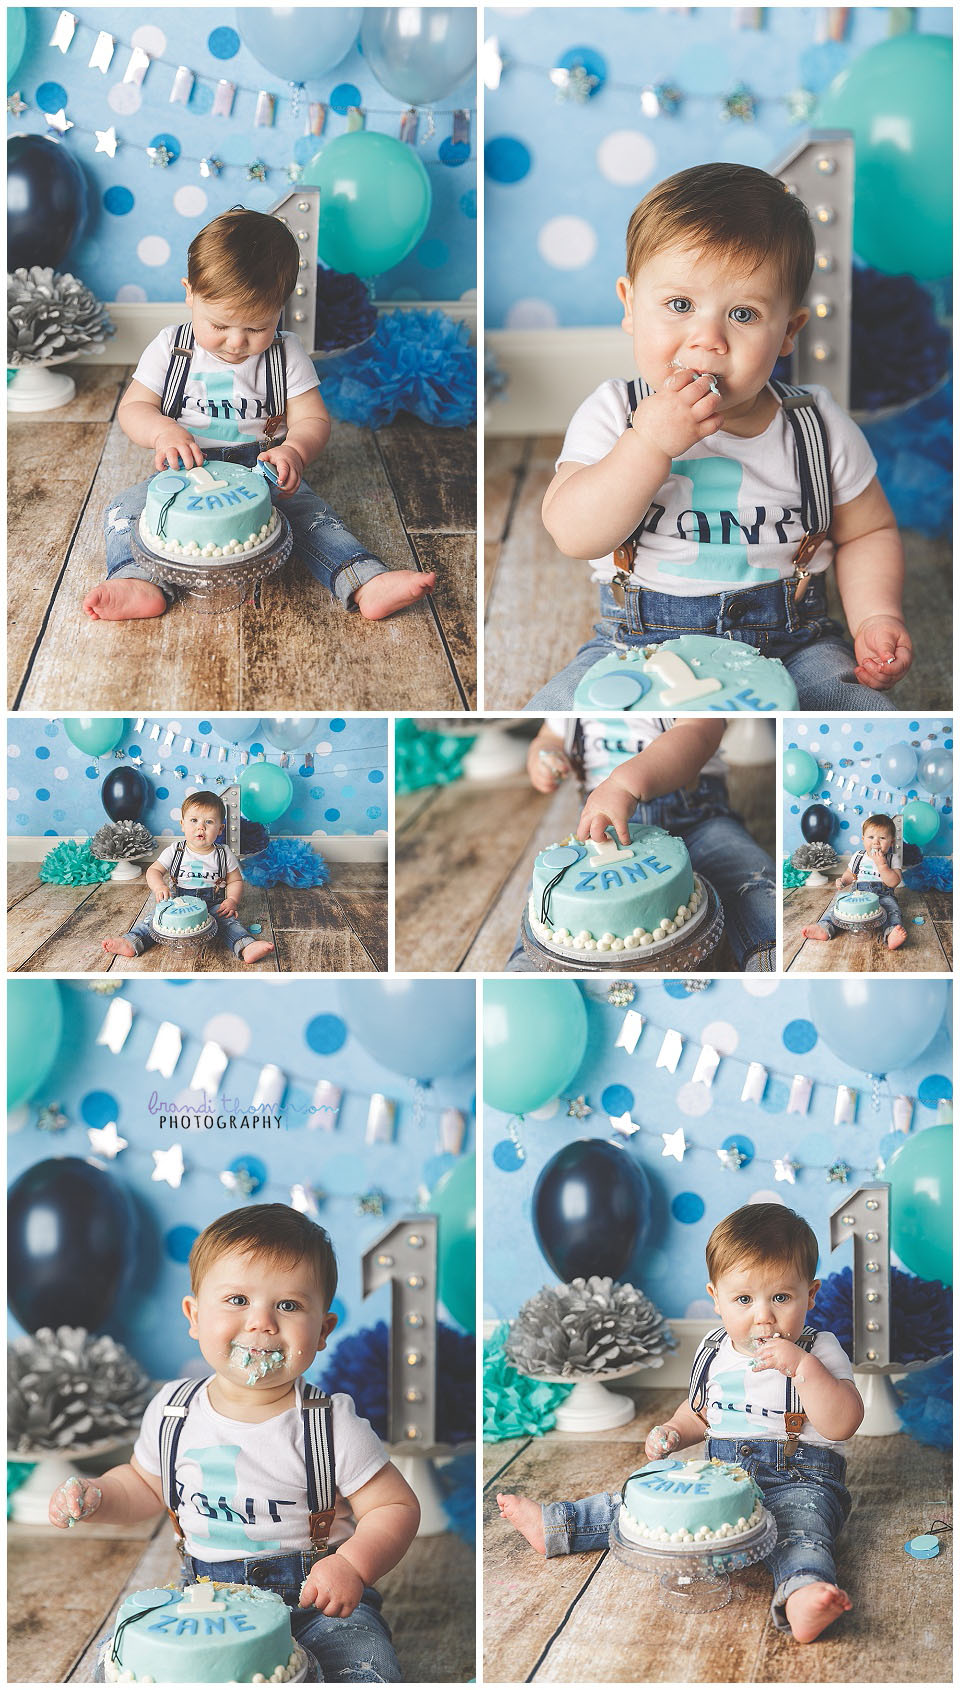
90, 821, 154, 861
791, 842, 840, 871
7, 267, 115, 364
506, 1277, 675, 1378
8, 1327, 154, 1452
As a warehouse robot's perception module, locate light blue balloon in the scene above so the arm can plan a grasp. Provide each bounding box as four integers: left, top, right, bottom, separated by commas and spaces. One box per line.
236, 8, 361, 82
808, 980, 948, 1074
918, 749, 953, 795
341, 980, 475, 1079
483, 980, 587, 1115
216, 715, 261, 746
360, 7, 477, 106
878, 741, 917, 788
261, 717, 318, 751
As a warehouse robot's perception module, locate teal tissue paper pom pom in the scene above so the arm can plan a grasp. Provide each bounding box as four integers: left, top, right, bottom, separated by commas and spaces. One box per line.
39, 841, 114, 884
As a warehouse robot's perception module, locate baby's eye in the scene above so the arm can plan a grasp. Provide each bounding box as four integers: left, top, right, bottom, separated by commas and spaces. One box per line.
226, 1294, 248, 1306
666, 297, 693, 314
730, 306, 756, 324
736, 1295, 752, 1305
277, 1300, 301, 1314
773, 1293, 791, 1302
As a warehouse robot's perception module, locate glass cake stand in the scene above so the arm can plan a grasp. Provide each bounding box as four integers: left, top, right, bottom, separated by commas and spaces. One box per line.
608, 1507, 778, 1611
520, 873, 724, 973
828, 905, 886, 937
131, 510, 293, 614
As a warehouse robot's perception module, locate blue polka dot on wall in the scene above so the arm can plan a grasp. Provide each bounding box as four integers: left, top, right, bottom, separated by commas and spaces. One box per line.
330, 720, 346, 733
782, 1019, 817, 1054
104, 186, 134, 216
208, 26, 240, 58
601, 1084, 634, 1116
918, 1074, 951, 1108
36, 81, 68, 113
81, 1090, 121, 1128
149, 132, 182, 163
493, 1138, 524, 1173
486, 136, 532, 184
439, 137, 471, 168
330, 84, 361, 115
165, 1225, 199, 1264
305, 1014, 347, 1056
672, 1192, 705, 1225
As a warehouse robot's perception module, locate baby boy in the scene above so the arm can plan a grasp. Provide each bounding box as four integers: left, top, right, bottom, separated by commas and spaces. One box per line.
499, 1203, 863, 1644
49, 1204, 420, 1681
803, 811, 906, 949
530, 162, 912, 711
84, 208, 434, 622
101, 790, 274, 963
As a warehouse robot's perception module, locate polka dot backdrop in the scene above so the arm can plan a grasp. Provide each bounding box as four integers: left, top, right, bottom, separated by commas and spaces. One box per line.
7, 716, 388, 839
783, 716, 953, 856
12, 8, 476, 305
7, 981, 475, 1378
485, 6, 953, 328
482, 979, 951, 1323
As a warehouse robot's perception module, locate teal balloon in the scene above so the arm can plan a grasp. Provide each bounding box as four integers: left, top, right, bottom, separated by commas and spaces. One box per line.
238, 761, 293, 824
8, 980, 63, 1109
7, 7, 27, 84
63, 717, 126, 756
878, 741, 917, 787
808, 980, 948, 1074
902, 799, 940, 847
216, 715, 261, 746
261, 716, 318, 751
360, 8, 477, 105
304, 133, 432, 276
918, 750, 952, 795
430, 1154, 476, 1331
236, 7, 361, 81
340, 980, 474, 1079
886, 1125, 952, 1285
483, 980, 588, 1116
783, 748, 819, 797
816, 34, 952, 280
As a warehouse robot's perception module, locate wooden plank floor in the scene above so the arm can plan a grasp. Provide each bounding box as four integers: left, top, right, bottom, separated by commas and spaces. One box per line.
483, 1386, 951, 1684
784, 861, 951, 972
9, 1515, 474, 1683
484, 434, 952, 711
9, 366, 476, 711
7, 860, 386, 974
395, 754, 774, 971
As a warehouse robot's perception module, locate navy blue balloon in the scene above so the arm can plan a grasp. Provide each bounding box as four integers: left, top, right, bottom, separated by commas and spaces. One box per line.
101, 766, 148, 822
800, 803, 834, 843
7, 1158, 138, 1332
8, 134, 89, 269
533, 1139, 651, 1281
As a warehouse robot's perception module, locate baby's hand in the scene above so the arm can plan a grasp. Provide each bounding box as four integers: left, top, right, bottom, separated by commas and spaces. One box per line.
153, 426, 204, 472
644, 1424, 681, 1461
577, 774, 636, 847
154, 885, 171, 902
259, 444, 303, 497
853, 615, 912, 691
529, 745, 571, 793
215, 897, 238, 918
49, 1475, 102, 1529
750, 1336, 803, 1377
629, 367, 723, 462
299, 1554, 365, 1618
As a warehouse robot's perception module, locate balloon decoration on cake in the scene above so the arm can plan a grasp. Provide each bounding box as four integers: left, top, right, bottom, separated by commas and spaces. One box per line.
483, 980, 587, 1115
344, 979, 476, 1080
8, 1157, 137, 1331
8, 981, 63, 1110
533, 1139, 651, 1281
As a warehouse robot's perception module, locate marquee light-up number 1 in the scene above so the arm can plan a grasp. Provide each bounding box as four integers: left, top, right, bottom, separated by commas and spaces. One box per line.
829, 1184, 891, 1366
361, 1216, 438, 1448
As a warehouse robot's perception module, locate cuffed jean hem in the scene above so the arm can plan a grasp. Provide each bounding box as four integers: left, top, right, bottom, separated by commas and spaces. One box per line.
108, 560, 176, 601
770, 1571, 836, 1632
330, 551, 391, 611
542, 1494, 619, 1557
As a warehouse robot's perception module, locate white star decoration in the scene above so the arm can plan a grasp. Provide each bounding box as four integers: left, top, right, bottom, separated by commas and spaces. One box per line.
609, 1110, 640, 1138
661, 1126, 687, 1162
290, 1183, 320, 1216
45, 108, 74, 134
8, 91, 28, 116
152, 763, 164, 775
152, 1144, 185, 1187
94, 126, 118, 157
88, 1121, 128, 1159
130, 754, 143, 767
774, 1156, 799, 1184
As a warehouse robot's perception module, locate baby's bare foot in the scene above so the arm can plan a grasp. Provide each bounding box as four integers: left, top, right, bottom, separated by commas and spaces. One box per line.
496, 1493, 546, 1555
83, 580, 168, 621
241, 939, 275, 965
802, 924, 831, 942
102, 937, 136, 957
886, 925, 907, 950
785, 1581, 851, 1642
354, 570, 436, 621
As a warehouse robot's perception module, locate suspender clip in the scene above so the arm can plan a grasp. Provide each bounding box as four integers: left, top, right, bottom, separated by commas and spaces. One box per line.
791, 531, 826, 601
783, 1409, 805, 1460
610, 564, 635, 605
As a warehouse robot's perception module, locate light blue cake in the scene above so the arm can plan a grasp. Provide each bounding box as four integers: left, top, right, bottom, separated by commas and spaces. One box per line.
573, 635, 798, 713
834, 889, 881, 922
153, 895, 211, 937
528, 823, 698, 954
619, 1458, 764, 1545
139, 463, 278, 561
103, 1581, 303, 1683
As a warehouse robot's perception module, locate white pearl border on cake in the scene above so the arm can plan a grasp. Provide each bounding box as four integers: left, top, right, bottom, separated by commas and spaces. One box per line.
618, 1494, 764, 1547
528, 875, 708, 959
103, 1643, 306, 1684
138, 508, 279, 562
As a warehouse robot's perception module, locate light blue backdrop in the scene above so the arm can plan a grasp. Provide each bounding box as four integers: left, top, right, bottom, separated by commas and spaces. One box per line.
6, 716, 388, 840
8, 979, 476, 1379
783, 717, 953, 856
12, 7, 476, 304
483, 979, 951, 1323
485, 6, 953, 327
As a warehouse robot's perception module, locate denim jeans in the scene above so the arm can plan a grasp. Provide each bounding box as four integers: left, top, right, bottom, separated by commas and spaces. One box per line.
124, 886, 256, 959
820, 881, 903, 941
506, 773, 776, 972
525, 576, 895, 712
540, 1437, 851, 1632
105, 441, 387, 609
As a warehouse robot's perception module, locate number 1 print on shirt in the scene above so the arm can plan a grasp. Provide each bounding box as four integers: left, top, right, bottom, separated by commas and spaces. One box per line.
649, 457, 782, 585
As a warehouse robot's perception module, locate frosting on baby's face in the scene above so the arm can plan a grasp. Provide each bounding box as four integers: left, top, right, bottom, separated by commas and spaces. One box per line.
706, 1258, 819, 1356
182, 1247, 336, 1399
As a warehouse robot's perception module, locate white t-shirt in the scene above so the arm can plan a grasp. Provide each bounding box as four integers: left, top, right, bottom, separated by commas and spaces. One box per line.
848, 849, 895, 885
156, 841, 241, 890
558, 379, 877, 592
133, 1378, 388, 1559
699, 1330, 856, 1454
133, 326, 319, 448
545, 713, 726, 786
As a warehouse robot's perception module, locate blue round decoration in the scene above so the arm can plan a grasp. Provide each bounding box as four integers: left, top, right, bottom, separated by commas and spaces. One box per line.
663, 981, 691, 999
156, 788, 168, 800
904, 1534, 940, 1559
672, 1192, 706, 1225
540, 844, 583, 871
330, 83, 361, 115
229, 1156, 267, 1194
368, 770, 384, 784
104, 185, 134, 216
35, 746, 50, 759
305, 1014, 347, 1056
36, 789, 50, 801
330, 719, 346, 732
208, 25, 240, 59
329, 1297, 347, 1328
198, 721, 212, 734
165, 1225, 198, 1263
149, 132, 181, 162
36, 81, 68, 114
782, 1018, 818, 1055
918, 1074, 951, 1108
585, 672, 649, 710
760, 1079, 790, 1115
366, 806, 382, 820
459, 188, 477, 219
485, 136, 532, 184
439, 138, 471, 168
86, 766, 97, 779
601, 1083, 634, 1116
721, 1134, 754, 1168
324, 808, 341, 822
80, 1090, 121, 1129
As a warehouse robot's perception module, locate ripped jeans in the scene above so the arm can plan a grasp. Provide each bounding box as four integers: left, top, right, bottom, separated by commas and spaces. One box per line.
540, 1437, 851, 1632
104, 441, 388, 609
507, 773, 776, 972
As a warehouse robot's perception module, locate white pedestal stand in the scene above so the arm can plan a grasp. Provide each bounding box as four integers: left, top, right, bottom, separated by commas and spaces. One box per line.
108, 860, 143, 882
720, 719, 776, 766
8, 358, 77, 412
388, 1442, 464, 1537
460, 718, 527, 781
854, 1355, 945, 1438
523, 1364, 641, 1431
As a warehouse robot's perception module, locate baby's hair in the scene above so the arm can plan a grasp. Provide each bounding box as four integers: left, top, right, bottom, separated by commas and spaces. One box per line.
625, 162, 816, 309
187, 207, 300, 316
706, 1203, 819, 1285
181, 791, 226, 827
862, 813, 895, 834
189, 1203, 338, 1307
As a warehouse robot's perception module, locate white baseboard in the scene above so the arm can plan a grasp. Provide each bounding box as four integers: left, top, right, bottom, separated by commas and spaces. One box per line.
73, 299, 476, 368
8, 833, 386, 864
486, 327, 627, 437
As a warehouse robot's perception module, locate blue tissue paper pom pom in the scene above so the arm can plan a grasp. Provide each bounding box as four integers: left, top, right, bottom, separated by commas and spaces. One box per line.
849, 266, 950, 413
896, 1355, 952, 1450
808, 1266, 951, 1365
318, 1319, 474, 1446
242, 838, 329, 888
861, 382, 952, 538
314, 267, 377, 354
903, 855, 952, 892
321, 310, 476, 429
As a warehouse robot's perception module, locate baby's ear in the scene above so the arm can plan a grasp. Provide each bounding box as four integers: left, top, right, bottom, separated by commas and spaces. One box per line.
182, 1293, 199, 1336
779, 306, 809, 357
616, 276, 634, 333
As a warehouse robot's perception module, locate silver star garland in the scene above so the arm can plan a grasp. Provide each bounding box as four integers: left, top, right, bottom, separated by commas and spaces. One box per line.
286, 162, 304, 183
356, 1189, 386, 1217
87, 980, 126, 995
681, 978, 712, 993
717, 1144, 747, 1171
45, 109, 74, 135
607, 982, 636, 1007
200, 156, 224, 178
221, 1166, 259, 1198
566, 1095, 591, 1119
551, 64, 599, 103
147, 143, 174, 168
722, 82, 756, 122
786, 88, 817, 123
246, 159, 268, 183
774, 1156, 799, 1184
827, 1160, 851, 1184
36, 1103, 69, 1134
8, 92, 28, 116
